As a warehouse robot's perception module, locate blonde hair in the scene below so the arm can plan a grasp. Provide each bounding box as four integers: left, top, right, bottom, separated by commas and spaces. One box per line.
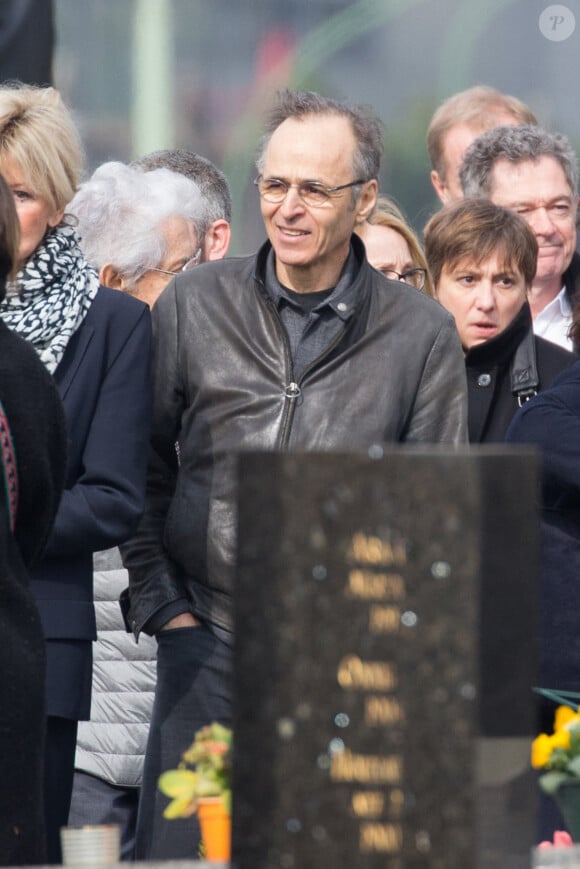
0, 83, 84, 214
358, 195, 434, 297
427, 86, 536, 180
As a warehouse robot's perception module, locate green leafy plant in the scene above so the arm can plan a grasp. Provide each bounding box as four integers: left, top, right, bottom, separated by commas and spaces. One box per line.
158, 722, 232, 818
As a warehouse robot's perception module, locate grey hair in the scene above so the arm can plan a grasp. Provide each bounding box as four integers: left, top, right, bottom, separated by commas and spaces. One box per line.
131, 148, 232, 226
255, 89, 383, 185
460, 124, 578, 197
69, 161, 207, 284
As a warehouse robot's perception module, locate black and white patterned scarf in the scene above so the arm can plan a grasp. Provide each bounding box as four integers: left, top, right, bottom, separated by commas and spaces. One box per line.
0, 225, 100, 374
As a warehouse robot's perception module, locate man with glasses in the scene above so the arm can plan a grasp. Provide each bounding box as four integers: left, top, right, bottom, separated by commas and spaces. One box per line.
122, 89, 467, 860
460, 124, 580, 352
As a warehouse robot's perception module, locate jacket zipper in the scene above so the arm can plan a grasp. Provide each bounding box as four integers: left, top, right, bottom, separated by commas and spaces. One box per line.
279, 325, 347, 449
255, 276, 350, 450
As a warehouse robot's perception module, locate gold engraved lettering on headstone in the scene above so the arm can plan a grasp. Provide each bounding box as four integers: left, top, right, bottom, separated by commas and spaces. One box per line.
330, 749, 402, 784
351, 791, 385, 817
359, 822, 403, 853
337, 656, 397, 691
347, 533, 407, 567
346, 570, 405, 601
365, 695, 404, 725
369, 605, 400, 633
387, 789, 405, 817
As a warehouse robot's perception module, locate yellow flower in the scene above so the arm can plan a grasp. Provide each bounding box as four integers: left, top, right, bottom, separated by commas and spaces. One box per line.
554, 705, 580, 732
532, 734, 554, 768
551, 730, 571, 751
532, 733, 555, 768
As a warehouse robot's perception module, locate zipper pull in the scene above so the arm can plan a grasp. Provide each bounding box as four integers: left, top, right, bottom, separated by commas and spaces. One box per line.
284, 382, 301, 399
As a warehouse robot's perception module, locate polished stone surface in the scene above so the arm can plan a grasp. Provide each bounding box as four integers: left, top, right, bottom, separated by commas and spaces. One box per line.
233, 448, 538, 869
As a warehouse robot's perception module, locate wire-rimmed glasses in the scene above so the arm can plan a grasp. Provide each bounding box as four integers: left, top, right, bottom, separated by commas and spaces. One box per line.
254, 175, 368, 208
380, 267, 427, 290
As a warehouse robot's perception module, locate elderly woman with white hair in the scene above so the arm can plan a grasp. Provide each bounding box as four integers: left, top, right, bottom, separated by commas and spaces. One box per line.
67, 160, 209, 858
72, 160, 208, 308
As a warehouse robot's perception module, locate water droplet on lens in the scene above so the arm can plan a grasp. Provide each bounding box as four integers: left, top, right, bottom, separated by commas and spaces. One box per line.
286, 818, 302, 833
460, 682, 476, 700
277, 718, 296, 739
431, 561, 451, 579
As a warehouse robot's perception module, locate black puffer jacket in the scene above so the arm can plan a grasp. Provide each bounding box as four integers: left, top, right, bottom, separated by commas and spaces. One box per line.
123, 238, 468, 636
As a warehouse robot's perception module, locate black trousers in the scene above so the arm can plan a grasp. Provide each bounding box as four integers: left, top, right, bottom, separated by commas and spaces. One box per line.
69, 771, 139, 861
134, 623, 232, 860
44, 715, 78, 864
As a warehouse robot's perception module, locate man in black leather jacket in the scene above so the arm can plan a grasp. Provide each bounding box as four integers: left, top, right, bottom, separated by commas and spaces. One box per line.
122, 89, 468, 860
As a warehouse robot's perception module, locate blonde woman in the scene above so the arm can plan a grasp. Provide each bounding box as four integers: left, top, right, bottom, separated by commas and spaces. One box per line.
356, 195, 434, 296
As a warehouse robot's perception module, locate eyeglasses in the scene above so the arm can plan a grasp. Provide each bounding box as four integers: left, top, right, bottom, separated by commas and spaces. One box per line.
254, 175, 368, 208
148, 247, 202, 277
380, 267, 427, 291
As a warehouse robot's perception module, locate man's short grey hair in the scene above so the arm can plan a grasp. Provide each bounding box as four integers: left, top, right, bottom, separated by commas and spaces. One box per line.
460, 124, 578, 198
255, 89, 383, 186
131, 148, 232, 227
69, 161, 207, 284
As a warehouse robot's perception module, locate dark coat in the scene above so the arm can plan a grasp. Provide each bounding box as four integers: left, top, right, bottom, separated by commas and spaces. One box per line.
30, 286, 151, 720
0, 320, 66, 866
465, 303, 576, 443
506, 361, 580, 706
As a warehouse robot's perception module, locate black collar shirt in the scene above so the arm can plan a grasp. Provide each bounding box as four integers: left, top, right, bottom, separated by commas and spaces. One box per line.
265, 244, 360, 381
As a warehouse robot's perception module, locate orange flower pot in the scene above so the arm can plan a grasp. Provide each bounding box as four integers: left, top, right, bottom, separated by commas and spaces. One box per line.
197, 798, 231, 861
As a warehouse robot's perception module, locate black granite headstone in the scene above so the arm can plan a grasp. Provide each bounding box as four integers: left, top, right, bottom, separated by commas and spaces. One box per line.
232, 448, 538, 869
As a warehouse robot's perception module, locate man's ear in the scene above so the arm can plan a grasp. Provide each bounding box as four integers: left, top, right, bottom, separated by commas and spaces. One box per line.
355, 179, 378, 224
203, 219, 231, 261
431, 170, 451, 205
99, 263, 125, 290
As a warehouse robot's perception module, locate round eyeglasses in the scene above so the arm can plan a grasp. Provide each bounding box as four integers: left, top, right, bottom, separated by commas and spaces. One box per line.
380, 267, 427, 291
254, 175, 368, 208
148, 247, 202, 277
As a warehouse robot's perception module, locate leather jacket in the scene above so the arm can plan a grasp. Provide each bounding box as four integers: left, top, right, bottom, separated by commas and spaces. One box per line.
123, 238, 467, 636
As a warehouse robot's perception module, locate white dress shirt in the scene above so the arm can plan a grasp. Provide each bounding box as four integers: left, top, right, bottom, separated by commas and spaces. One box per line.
533, 286, 573, 351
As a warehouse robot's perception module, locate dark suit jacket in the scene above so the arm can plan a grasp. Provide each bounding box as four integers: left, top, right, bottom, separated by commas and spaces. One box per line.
30, 287, 151, 719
